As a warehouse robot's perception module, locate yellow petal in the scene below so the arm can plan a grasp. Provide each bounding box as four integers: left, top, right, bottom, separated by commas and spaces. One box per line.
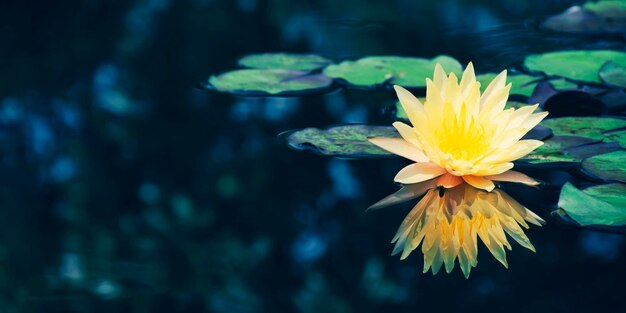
462, 175, 495, 192
433, 63, 447, 89
392, 121, 423, 150
394, 162, 446, 184
459, 62, 476, 94
368, 137, 428, 163
486, 170, 539, 186
393, 85, 424, 126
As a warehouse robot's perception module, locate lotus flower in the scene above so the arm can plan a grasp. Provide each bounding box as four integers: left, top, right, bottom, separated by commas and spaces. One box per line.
369, 63, 547, 277
369, 63, 548, 191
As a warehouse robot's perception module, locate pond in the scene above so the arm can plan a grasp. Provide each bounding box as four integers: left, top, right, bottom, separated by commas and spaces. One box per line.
1, 0, 626, 312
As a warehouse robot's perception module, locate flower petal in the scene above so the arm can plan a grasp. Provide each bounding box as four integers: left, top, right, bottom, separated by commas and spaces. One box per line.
486, 170, 539, 186
392, 122, 424, 150
394, 162, 446, 184
436, 173, 464, 188
368, 137, 428, 163
393, 85, 424, 126
462, 175, 495, 192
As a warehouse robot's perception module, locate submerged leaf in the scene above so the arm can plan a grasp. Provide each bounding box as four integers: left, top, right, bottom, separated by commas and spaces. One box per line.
558, 182, 626, 226
582, 150, 626, 182
524, 50, 626, 84
206, 69, 333, 96
323, 55, 462, 88
238, 53, 332, 71
281, 124, 400, 158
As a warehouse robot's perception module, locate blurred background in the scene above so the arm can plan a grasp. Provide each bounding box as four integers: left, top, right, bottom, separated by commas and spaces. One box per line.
1, 0, 625, 312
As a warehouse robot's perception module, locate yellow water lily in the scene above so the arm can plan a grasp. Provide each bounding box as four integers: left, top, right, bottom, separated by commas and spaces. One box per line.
369, 62, 548, 191
368, 62, 547, 277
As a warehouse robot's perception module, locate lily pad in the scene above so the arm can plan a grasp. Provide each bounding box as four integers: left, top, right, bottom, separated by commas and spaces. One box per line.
477, 73, 539, 97
238, 53, 332, 71
518, 135, 598, 164
323, 55, 462, 88
281, 124, 400, 158
605, 129, 626, 148
206, 69, 334, 96
558, 182, 626, 226
599, 61, 626, 89
582, 150, 626, 182
524, 50, 626, 84
541, 117, 626, 140
584, 0, 626, 20
548, 78, 578, 90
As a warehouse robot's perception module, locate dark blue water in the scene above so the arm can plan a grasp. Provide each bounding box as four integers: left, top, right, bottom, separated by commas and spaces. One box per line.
1, 0, 625, 312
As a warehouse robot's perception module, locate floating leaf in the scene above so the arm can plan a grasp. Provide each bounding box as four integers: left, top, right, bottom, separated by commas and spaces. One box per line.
281, 125, 399, 158
206, 69, 333, 96
524, 50, 626, 84
238, 53, 332, 71
323, 55, 462, 88
518, 135, 597, 164
541, 117, 626, 140
548, 78, 578, 90
599, 61, 626, 88
605, 130, 626, 148
582, 150, 626, 182
558, 182, 626, 226
584, 0, 626, 20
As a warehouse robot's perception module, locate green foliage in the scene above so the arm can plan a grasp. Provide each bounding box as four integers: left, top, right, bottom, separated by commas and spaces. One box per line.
283, 125, 400, 158
238, 53, 332, 71
323, 55, 462, 88
541, 117, 626, 140
558, 182, 626, 226
524, 50, 626, 84
582, 150, 626, 182
207, 69, 333, 96
584, 0, 626, 19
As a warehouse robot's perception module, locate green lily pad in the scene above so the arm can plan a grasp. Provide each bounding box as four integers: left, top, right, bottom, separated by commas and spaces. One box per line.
281, 124, 400, 158
238, 53, 332, 71
582, 150, 626, 182
518, 135, 598, 164
584, 0, 626, 20
206, 69, 333, 96
477, 73, 539, 97
599, 61, 626, 88
524, 50, 626, 84
548, 78, 578, 90
558, 182, 626, 226
323, 55, 462, 88
605, 130, 626, 148
541, 117, 626, 140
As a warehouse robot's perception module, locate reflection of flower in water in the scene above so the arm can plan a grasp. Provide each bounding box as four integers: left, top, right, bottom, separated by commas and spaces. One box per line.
369, 63, 546, 277
377, 183, 544, 278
